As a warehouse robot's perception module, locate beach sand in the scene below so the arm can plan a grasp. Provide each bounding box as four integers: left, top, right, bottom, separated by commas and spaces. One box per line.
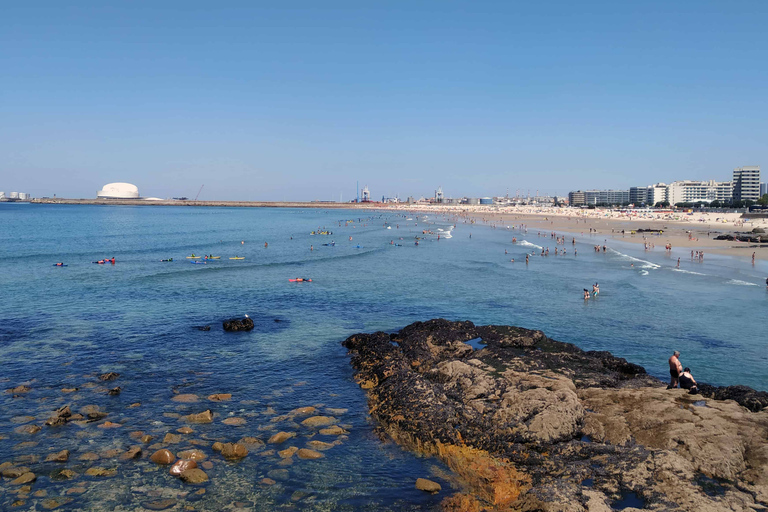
384, 205, 768, 261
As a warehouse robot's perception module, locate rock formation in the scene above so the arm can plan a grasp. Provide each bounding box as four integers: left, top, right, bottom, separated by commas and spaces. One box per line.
222, 317, 254, 332
343, 319, 768, 511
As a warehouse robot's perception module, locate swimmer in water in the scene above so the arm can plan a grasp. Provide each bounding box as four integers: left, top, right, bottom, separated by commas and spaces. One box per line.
583, 289, 590, 300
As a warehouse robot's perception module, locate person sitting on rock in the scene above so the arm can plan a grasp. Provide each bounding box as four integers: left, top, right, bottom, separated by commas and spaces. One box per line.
678, 367, 699, 394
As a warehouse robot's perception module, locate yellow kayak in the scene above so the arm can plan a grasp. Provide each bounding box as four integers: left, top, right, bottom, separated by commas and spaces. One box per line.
204, 256, 221, 259
186, 256, 201, 259
229, 257, 245, 260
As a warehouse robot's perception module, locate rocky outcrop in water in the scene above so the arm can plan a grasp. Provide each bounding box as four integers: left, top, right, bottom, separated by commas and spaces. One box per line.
343, 319, 768, 511
222, 317, 254, 332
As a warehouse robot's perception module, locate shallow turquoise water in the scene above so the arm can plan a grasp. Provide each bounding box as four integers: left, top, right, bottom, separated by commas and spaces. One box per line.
0, 203, 766, 509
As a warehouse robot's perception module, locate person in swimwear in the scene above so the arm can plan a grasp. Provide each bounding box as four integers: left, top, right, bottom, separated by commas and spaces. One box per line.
668, 351, 682, 388
678, 367, 699, 394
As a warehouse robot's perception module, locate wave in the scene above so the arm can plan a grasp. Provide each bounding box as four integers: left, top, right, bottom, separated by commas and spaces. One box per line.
640, 270, 649, 276
727, 279, 758, 286
518, 240, 543, 250
606, 248, 660, 269
671, 268, 706, 275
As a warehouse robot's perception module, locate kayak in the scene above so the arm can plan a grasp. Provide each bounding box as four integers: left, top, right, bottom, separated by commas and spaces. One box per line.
92, 261, 106, 264
53, 264, 67, 267
160, 258, 173, 262
190, 261, 207, 265
204, 256, 221, 259
289, 278, 312, 282
229, 257, 245, 260
186, 256, 201, 259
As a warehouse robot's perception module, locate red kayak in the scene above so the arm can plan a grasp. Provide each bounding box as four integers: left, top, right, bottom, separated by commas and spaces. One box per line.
289, 278, 312, 282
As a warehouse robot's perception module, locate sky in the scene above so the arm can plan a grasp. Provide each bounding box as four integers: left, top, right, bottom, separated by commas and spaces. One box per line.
1, 1, 767, 201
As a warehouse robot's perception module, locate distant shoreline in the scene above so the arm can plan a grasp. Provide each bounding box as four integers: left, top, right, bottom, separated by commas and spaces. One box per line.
29, 198, 380, 208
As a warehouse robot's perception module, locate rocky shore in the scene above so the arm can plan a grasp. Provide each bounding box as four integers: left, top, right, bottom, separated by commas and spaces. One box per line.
343, 319, 768, 511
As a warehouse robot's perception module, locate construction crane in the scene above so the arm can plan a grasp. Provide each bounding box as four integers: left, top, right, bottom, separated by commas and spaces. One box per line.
195, 185, 204, 201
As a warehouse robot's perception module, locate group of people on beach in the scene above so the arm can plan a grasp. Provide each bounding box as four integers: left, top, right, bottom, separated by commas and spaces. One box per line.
668, 350, 699, 394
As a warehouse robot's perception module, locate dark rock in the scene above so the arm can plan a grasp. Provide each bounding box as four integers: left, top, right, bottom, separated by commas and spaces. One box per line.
98, 372, 120, 381
697, 384, 768, 412
223, 317, 254, 332
45, 405, 72, 427
195, 325, 211, 331
107, 387, 121, 396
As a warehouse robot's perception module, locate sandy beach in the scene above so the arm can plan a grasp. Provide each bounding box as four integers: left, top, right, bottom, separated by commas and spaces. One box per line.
384, 204, 768, 262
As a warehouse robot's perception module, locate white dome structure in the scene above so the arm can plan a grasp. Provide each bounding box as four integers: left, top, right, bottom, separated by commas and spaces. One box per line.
97, 183, 140, 199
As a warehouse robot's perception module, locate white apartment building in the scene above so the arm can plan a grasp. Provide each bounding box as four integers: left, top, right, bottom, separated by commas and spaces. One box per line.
667, 180, 732, 205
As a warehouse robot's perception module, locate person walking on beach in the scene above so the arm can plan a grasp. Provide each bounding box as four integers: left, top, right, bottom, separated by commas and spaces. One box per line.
752, 252, 756, 265
677, 258, 680, 268
668, 351, 682, 389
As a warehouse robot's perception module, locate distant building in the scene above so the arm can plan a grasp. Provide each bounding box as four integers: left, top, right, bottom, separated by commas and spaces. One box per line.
435, 186, 444, 203
569, 190, 629, 205
97, 183, 140, 199
761, 183, 768, 197
479, 197, 493, 205
568, 191, 586, 206
732, 166, 760, 202
667, 180, 732, 205
648, 183, 668, 205
361, 186, 371, 202
629, 186, 649, 205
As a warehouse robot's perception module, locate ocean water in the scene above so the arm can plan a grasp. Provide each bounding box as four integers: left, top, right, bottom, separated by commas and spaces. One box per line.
0, 203, 766, 510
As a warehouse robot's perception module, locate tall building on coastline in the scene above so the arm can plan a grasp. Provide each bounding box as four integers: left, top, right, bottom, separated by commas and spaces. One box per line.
732, 166, 761, 201
761, 183, 768, 196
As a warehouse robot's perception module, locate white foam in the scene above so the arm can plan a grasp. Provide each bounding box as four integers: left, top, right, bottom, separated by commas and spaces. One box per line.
672, 268, 706, 275
607, 248, 660, 269
519, 240, 543, 250
727, 279, 758, 286
640, 270, 649, 276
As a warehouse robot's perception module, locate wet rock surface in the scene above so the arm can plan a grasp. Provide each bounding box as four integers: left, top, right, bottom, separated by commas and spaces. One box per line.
344, 318, 768, 511
222, 317, 254, 332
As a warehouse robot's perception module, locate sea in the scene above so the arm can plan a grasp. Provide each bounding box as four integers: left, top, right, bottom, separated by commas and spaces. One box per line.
0, 203, 766, 510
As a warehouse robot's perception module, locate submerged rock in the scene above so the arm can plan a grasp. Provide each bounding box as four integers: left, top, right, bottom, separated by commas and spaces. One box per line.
415, 478, 441, 493
184, 410, 214, 423
300, 416, 337, 428
44, 450, 70, 462
296, 448, 323, 460
179, 468, 208, 484
220, 443, 248, 459
98, 372, 120, 381
207, 393, 232, 401
149, 449, 175, 465
171, 393, 199, 403
169, 459, 197, 476
268, 432, 295, 444
223, 317, 254, 332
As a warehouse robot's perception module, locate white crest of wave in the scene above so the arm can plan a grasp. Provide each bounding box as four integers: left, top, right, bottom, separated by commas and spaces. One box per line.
606, 248, 660, 269
727, 279, 758, 286
672, 268, 707, 275
518, 240, 543, 250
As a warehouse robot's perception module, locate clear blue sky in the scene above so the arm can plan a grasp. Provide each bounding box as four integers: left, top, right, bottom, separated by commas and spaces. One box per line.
2, 1, 766, 200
